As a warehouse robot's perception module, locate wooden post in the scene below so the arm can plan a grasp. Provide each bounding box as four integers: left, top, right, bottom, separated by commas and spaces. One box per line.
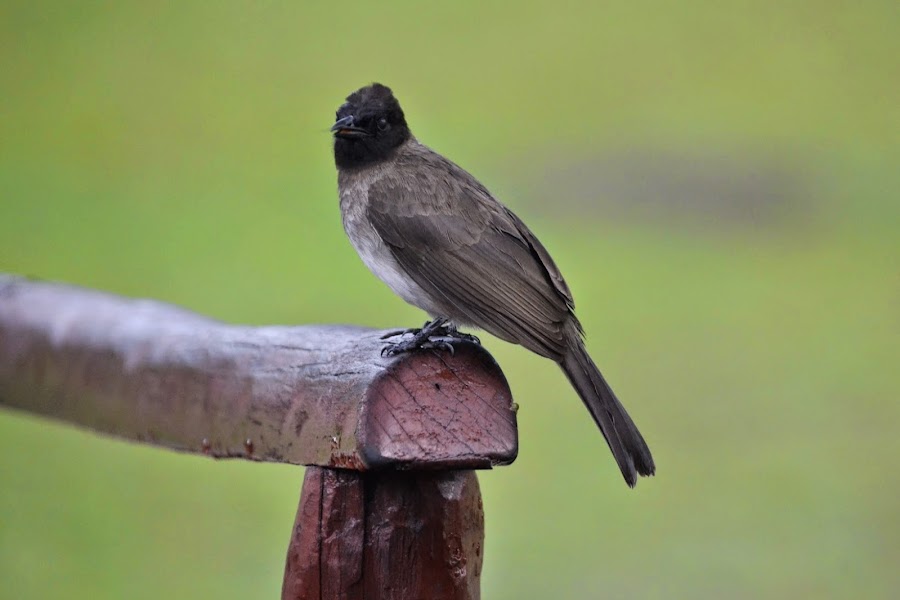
282, 469, 484, 600
0, 275, 517, 598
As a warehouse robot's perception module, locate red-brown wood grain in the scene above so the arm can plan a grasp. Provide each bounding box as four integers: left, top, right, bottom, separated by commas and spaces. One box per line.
282, 467, 484, 600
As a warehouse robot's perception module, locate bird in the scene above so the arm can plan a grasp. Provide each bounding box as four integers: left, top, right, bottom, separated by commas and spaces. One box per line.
331, 83, 655, 487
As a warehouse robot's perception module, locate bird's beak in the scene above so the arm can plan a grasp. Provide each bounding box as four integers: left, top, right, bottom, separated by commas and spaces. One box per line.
331, 115, 369, 139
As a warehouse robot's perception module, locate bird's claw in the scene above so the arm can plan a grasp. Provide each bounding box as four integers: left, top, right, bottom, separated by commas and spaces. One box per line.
420, 336, 456, 355
380, 335, 458, 357
378, 318, 479, 357
380, 344, 401, 357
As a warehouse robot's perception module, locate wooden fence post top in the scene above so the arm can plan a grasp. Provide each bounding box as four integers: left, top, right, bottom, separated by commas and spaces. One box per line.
0, 275, 518, 470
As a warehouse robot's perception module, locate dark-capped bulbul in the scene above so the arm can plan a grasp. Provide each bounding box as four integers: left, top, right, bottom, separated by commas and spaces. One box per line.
332, 83, 655, 487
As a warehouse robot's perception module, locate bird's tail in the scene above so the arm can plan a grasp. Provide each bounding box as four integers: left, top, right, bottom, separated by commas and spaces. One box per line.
560, 333, 655, 487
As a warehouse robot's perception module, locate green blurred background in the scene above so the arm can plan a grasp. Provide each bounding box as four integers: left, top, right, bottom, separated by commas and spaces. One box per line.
1, 2, 897, 598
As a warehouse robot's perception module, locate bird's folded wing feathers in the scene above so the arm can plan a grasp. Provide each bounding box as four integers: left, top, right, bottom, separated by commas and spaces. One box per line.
366, 169, 577, 360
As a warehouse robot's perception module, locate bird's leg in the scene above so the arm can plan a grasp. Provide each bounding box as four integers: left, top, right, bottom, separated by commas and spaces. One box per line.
380, 317, 480, 356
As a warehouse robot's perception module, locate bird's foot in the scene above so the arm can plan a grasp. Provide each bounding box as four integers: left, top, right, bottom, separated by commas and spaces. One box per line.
381, 334, 458, 357
380, 318, 480, 357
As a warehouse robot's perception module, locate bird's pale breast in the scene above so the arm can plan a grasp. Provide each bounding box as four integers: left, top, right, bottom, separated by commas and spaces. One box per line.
339, 166, 445, 317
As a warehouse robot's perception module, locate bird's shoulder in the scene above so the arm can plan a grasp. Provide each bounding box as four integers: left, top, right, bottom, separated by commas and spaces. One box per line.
369, 140, 495, 217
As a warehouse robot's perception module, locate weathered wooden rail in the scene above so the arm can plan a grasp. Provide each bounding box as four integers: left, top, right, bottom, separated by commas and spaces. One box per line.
0, 275, 518, 599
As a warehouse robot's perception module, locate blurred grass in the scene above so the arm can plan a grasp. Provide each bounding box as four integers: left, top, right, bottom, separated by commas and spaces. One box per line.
1, 1, 898, 599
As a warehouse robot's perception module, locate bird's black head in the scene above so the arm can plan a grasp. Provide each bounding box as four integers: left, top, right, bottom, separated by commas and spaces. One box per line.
332, 83, 410, 170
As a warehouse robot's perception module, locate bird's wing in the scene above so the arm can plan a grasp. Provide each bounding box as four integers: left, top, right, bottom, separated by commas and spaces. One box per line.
367, 157, 577, 359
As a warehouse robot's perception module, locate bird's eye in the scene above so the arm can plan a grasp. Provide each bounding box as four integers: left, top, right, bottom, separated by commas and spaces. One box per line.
377, 117, 389, 131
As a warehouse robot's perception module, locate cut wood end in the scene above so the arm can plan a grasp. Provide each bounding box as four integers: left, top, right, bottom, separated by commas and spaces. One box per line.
359, 341, 518, 470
